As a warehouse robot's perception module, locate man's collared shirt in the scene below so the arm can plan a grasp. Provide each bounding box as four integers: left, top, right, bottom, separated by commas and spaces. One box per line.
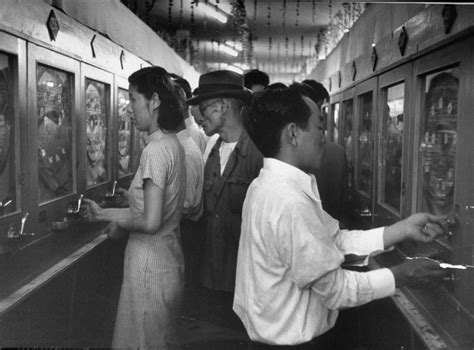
233, 158, 395, 345
177, 129, 204, 221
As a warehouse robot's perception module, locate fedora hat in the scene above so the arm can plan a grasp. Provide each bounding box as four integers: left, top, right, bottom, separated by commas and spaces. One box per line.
186, 70, 252, 105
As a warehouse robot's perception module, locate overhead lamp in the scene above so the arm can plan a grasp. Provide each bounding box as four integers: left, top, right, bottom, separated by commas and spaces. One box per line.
223, 64, 244, 74
212, 42, 239, 57
201, 2, 229, 24
233, 62, 249, 71
224, 41, 243, 52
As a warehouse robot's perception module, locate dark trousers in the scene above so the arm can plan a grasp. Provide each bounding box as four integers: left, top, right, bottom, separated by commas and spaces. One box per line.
248, 327, 337, 350
180, 218, 205, 286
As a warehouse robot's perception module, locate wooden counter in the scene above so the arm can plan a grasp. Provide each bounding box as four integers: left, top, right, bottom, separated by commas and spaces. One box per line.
0, 222, 124, 347
374, 251, 474, 350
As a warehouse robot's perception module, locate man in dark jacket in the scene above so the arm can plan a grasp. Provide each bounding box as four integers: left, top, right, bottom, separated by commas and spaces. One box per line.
186, 70, 263, 328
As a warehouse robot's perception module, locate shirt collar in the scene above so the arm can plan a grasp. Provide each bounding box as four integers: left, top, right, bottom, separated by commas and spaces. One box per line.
263, 158, 321, 202
148, 128, 171, 143
184, 117, 195, 129
177, 129, 190, 142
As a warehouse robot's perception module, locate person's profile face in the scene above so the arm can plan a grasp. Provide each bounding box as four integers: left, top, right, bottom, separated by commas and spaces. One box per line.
198, 98, 225, 136
298, 96, 325, 173
189, 104, 204, 126
250, 84, 265, 93
127, 84, 153, 132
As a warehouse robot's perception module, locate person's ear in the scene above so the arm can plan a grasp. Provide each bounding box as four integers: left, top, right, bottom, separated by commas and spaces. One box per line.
220, 98, 229, 114
286, 123, 299, 147
150, 92, 161, 110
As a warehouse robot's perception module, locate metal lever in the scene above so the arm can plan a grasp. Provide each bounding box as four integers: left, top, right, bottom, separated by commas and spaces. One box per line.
68, 194, 84, 214
105, 181, 117, 197
0, 198, 13, 215
360, 206, 372, 217
7, 212, 35, 238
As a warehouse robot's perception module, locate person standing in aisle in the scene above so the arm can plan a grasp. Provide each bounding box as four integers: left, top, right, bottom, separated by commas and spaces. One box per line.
186, 70, 263, 327
234, 86, 447, 349
83, 66, 186, 349
244, 69, 270, 93
300, 79, 351, 226
172, 79, 205, 288
171, 74, 208, 154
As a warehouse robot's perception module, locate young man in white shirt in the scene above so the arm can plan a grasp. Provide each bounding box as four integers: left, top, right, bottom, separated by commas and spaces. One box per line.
233, 86, 447, 348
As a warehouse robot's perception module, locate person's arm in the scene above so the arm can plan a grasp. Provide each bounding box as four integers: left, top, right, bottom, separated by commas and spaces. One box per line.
82, 198, 131, 222
116, 178, 163, 235
333, 212, 446, 263
383, 212, 446, 248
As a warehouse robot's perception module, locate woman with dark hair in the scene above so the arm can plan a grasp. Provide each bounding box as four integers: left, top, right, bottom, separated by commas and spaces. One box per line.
83, 66, 186, 349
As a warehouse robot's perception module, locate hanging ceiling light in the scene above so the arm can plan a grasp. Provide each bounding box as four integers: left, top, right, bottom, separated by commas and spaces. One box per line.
200, 1, 230, 24
212, 41, 239, 57
223, 63, 244, 74
224, 40, 243, 52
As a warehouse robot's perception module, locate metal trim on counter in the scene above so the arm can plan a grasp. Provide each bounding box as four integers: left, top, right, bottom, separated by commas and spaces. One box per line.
392, 289, 449, 350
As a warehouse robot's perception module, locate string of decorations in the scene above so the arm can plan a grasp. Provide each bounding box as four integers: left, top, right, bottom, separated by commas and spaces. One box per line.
295, 0, 300, 27
312, 0, 316, 24
168, 0, 173, 27
282, 0, 286, 29
231, 0, 252, 65
144, 0, 156, 24
254, 0, 257, 22
190, 0, 195, 35
179, 0, 183, 27
267, 2, 272, 58
267, 2, 271, 27
300, 35, 304, 61
296, 2, 367, 81
268, 36, 272, 60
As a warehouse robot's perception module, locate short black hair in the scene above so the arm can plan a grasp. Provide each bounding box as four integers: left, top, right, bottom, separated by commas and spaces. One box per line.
171, 74, 192, 99
244, 69, 270, 89
266, 82, 287, 90
289, 82, 319, 105
243, 87, 311, 157
128, 66, 183, 131
302, 79, 329, 104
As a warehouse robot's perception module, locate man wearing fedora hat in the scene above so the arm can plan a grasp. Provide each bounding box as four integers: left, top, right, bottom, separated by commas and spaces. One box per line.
187, 70, 263, 327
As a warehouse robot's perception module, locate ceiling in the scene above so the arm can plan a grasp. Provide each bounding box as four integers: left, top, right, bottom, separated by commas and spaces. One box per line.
126, 0, 347, 85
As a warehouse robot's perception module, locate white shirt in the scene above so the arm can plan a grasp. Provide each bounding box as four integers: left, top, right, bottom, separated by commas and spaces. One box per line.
177, 129, 204, 221
185, 117, 208, 155
233, 158, 395, 345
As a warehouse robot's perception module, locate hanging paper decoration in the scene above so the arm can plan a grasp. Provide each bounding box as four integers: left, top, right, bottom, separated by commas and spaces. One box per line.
277, 41, 281, 70
179, 0, 183, 27
190, 1, 195, 35
231, 0, 252, 65
312, 0, 316, 24
168, 0, 173, 27
292, 40, 296, 67
328, 0, 332, 22
254, 0, 257, 22
144, 0, 156, 25
295, 0, 300, 27
268, 36, 272, 60
282, 0, 286, 29
267, 2, 271, 27
300, 35, 304, 61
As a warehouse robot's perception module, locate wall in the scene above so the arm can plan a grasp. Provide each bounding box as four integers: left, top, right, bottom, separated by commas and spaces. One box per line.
0, 0, 200, 86
309, 3, 474, 94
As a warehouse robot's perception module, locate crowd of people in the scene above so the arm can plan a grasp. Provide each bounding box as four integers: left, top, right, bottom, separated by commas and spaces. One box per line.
82, 66, 448, 349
